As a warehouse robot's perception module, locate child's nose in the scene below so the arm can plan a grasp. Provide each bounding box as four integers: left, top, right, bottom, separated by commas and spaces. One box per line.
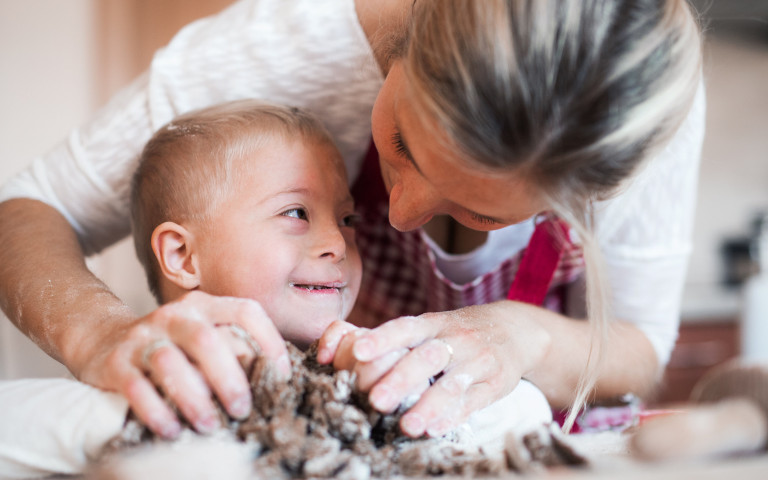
314, 224, 346, 261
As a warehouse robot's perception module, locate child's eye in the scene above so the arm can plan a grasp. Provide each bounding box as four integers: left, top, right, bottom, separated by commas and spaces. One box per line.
341, 213, 361, 228
282, 208, 308, 220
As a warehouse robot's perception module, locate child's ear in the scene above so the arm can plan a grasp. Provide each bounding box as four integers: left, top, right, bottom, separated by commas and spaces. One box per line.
151, 222, 201, 290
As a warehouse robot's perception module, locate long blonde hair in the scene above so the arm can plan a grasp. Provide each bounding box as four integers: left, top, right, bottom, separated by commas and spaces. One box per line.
400, 0, 702, 430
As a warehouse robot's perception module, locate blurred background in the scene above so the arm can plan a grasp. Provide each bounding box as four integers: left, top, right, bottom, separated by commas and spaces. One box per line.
0, 0, 767, 403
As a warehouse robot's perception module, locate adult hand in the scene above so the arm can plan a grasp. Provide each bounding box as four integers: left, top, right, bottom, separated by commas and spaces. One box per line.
317, 321, 421, 394
328, 302, 552, 438
71, 290, 291, 439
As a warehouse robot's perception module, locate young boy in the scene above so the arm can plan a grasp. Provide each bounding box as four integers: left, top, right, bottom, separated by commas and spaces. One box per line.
130, 99, 362, 349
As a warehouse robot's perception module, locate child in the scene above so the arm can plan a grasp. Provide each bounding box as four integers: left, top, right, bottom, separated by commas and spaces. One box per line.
130, 99, 362, 350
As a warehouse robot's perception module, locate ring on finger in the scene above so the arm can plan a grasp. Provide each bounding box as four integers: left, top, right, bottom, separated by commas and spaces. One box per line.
439, 339, 454, 367
217, 323, 262, 356
141, 339, 174, 370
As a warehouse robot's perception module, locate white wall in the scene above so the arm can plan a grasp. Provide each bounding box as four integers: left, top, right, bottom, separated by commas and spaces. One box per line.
685, 37, 768, 289
0, 0, 156, 379
0, 0, 98, 379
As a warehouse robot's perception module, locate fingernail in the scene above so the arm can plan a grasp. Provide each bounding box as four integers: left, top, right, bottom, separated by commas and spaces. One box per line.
353, 338, 373, 361
159, 420, 182, 439
195, 414, 221, 435
426, 418, 453, 437
370, 385, 397, 412
316, 347, 329, 364
401, 413, 426, 437
230, 395, 251, 419
277, 354, 292, 379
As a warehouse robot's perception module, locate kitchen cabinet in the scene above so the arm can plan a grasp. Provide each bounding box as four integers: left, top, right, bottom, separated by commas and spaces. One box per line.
653, 319, 740, 405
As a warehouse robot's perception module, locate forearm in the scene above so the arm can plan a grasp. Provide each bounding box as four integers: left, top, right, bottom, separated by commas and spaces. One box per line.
0, 199, 135, 374
520, 302, 660, 408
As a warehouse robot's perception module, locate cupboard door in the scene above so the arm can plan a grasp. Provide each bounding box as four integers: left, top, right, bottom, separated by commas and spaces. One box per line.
655, 321, 739, 404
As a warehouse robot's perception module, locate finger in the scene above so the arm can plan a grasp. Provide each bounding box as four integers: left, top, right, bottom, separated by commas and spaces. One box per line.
332, 328, 369, 371
216, 324, 258, 372
220, 297, 292, 378
354, 347, 410, 392
317, 320, 359, 364
141, 341, 222, 434
400, 357, 500, 438
121, 370, 182, 439
368, 339, 450, 413
167, 320, 252, 421
353, 315, 440, 362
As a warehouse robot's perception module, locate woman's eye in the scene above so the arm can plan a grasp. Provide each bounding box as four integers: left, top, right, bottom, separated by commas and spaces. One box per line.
282, 208, 308, 220
391, 131, 411, 159
470, 211, 498, 225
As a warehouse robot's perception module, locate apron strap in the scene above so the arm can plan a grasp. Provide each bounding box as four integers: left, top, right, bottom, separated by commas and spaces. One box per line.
506, 217, 570, 306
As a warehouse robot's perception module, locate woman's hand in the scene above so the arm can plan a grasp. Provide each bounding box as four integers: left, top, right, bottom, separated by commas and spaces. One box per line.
72, 291, 291, 439
317, 321, 424, 395
322, 302, 552, 438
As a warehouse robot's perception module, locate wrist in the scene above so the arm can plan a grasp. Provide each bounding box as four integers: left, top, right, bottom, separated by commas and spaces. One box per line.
496, 300, 554, 381
61, 297, 137, 377
513, 302, 553, 378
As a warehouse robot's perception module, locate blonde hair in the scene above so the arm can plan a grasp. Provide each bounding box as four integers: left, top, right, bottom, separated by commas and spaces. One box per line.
402, 0, 702, 430
130, 100, 336, 303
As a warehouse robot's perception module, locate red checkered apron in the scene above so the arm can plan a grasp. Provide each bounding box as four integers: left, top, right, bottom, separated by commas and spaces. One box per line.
348, 142, 585, 328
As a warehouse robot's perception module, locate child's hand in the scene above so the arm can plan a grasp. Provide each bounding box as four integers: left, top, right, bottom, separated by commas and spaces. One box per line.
72, 291, 292, 439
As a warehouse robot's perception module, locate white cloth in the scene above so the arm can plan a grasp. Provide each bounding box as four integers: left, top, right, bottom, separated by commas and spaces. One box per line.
0, 378, 128, 479
0, 0, 705, 366
460, 379, 553, 454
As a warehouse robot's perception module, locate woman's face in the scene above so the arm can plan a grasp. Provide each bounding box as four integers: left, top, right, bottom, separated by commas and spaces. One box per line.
371, 61, 547, 232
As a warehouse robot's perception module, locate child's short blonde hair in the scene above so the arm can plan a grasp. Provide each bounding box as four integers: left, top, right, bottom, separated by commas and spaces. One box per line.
130, 99, 337, 302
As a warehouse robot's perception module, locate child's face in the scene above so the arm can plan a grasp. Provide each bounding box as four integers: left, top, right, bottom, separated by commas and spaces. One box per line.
194, 137, 362, 349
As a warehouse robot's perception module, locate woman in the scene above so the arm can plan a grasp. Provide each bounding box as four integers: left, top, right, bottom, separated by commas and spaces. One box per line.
0, 0, 704, 438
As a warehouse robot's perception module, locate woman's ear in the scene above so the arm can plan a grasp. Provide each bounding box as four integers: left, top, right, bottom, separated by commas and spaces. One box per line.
151, 222, 201, 291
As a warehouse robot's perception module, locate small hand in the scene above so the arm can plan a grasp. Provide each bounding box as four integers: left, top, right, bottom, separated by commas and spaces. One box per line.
74, 291, 291, 438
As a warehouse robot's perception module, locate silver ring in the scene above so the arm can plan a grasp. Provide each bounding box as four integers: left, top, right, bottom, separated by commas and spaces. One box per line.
440, 339, 454, 366
216, 323, 262, 356
141, 339, 173, 370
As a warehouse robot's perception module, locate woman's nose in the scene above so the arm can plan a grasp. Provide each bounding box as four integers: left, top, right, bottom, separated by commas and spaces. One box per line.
387, 181, 439, 232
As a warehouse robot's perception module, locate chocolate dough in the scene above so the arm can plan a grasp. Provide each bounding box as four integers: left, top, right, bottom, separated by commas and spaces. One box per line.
105, 342, 585, 478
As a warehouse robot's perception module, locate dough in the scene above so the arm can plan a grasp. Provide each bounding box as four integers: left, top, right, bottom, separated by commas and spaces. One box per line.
105, 343, 582, 478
